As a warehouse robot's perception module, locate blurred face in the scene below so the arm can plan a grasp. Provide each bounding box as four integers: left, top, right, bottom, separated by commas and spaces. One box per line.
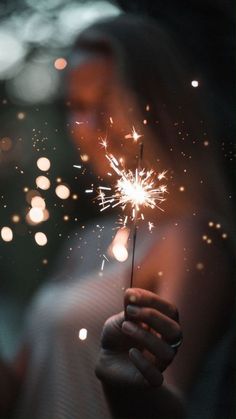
67, 55, 146, 178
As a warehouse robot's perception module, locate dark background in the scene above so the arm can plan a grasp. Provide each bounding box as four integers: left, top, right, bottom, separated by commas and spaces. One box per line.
0, 0, 235, 357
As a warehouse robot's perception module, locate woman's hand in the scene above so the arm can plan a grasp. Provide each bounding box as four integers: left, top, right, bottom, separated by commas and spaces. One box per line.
95, 288, 182, 388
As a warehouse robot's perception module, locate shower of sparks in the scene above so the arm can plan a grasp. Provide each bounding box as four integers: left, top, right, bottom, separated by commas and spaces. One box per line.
125, 126, 142, 142
98, 153, 167, 226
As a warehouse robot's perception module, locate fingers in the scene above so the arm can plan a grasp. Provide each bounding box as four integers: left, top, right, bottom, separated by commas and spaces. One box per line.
125, 305, 182, 345
122, 321, 175, 367
129, 348, 163, 387
124, 288, 182, 346
125, 288, 179, 321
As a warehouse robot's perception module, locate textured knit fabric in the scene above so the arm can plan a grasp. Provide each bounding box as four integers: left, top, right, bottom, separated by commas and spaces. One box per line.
14, 218, 155, 419
13, 216, 234, 419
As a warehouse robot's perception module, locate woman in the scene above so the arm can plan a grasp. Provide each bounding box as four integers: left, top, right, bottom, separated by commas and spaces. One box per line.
1, 14, 235, 419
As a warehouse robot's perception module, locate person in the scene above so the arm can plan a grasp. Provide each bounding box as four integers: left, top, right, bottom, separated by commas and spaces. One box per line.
1, 14, 235, 419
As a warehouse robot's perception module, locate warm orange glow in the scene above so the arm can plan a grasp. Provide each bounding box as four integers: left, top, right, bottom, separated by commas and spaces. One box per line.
109, 227, 130, 262
43, 209, 50, 221
80, 154, 89, 162
54, 58, 67, 70
0, 137, 12, 151
12, 214, 20, 223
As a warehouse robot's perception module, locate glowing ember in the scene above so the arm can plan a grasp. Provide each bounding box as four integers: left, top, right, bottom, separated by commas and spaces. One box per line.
1, 226, 13, 242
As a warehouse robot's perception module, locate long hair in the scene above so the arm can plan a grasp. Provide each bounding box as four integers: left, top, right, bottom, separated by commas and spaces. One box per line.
71, 14, 234, 228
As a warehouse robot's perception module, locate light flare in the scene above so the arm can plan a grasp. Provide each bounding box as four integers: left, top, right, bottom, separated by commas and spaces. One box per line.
125, 126, 142, 142
98, 153, 167, 223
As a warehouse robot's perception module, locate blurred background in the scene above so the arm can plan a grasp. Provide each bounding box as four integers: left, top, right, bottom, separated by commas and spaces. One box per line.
0, 0, 235, 359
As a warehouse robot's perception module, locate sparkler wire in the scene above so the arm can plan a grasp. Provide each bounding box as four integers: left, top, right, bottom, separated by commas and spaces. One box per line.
130, 142, 144, 288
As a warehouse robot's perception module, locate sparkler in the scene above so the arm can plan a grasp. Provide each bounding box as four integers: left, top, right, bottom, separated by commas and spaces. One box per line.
98, 136, 167, 287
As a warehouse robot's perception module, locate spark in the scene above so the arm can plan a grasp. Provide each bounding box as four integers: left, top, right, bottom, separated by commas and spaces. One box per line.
103, 254, 109, 262
148, 222, 154, 231
101, 259, 105, 271
76, 121, 84, 125
98, 153, 167, 223
158, 170, 168, 181
73, 164, 82, 169
99, 137, 108, 150
125, 126, 142, 142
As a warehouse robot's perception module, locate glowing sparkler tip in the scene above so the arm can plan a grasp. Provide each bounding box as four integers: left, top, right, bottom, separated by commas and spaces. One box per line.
98, 157, 167, 223
125, 126, 142, 142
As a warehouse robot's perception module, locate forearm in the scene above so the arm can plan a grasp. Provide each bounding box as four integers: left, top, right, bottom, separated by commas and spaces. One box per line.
102, 382, 186, 419
0, 358, 21, 416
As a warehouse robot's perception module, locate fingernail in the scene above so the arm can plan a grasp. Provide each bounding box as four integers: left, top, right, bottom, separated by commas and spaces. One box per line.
122, 321, 137, 335
129, 294, 137, 303
129, 347, 141, 361
126, 305, 140, 316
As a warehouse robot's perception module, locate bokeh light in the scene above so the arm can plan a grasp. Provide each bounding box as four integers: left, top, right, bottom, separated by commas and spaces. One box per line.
31, 196, 46, 209
34, 232, 48, 246
37, 157, 51, 171
54, 57, 67, 70
28, 207, 44, 223
191, 80, 199, 87
36, 176, 51, 190
55, 184, 70, 199
112, 244, 128, 262
0, 137, 12, 151
1, 226, 13, 242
